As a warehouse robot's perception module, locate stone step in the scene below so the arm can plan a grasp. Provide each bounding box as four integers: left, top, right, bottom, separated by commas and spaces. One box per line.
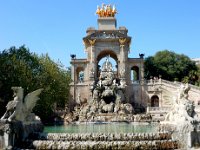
41, 132, 172, 141
32, 140, 179, 150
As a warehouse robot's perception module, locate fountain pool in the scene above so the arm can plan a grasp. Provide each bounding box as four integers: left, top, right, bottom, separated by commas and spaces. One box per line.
44, 122, 159, 133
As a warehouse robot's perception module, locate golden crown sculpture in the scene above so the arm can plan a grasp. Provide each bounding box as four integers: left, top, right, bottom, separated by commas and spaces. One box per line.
96, 4, 117, 18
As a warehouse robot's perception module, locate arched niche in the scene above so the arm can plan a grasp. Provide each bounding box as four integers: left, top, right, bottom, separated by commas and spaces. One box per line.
76, 67, 84, 82
151, 95, 159, 107
131, 66, 139, 81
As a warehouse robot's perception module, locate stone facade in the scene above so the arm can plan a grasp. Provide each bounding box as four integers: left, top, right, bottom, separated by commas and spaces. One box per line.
69, 11, 200, 114
70, 15, 144, 108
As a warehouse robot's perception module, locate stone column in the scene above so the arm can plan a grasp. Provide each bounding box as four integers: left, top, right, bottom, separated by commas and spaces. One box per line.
140, 61, 144, 80
88, 39, 96, 80
119, 38, 127, 79
119, 38, 130, 102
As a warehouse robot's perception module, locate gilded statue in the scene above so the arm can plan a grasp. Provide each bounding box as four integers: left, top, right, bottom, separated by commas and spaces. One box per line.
96, 4, 117, 18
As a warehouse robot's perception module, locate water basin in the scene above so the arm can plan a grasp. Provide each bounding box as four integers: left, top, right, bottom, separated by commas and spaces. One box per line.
44, 122, 159, 133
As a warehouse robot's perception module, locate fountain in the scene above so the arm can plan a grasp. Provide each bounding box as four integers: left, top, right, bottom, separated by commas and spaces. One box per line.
28, 4, 198, 149
1, 4, 200, 149
69, 56, 135, 123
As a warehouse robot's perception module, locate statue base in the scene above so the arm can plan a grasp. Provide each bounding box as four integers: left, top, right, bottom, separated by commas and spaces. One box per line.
0, 120, 43, 149
159, 121, 200, 149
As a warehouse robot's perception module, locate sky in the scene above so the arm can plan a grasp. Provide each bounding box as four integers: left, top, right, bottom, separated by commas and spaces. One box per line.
0, 0, 200, 68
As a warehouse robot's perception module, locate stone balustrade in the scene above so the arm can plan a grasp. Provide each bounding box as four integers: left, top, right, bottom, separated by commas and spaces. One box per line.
131, 79, 200, 108
161, 79, 200, 92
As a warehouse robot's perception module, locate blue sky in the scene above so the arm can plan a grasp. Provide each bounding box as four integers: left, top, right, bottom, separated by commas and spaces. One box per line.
0, 0, 200, 67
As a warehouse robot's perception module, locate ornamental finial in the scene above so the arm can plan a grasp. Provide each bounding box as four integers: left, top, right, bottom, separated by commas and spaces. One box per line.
96, 4, 117, 18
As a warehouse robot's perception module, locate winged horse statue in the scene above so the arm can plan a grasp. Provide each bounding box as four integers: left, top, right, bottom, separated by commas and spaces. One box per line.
1, 87, 43, 123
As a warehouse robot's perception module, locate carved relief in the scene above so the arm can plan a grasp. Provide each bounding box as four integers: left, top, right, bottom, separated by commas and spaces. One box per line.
119, 38, 126, 46
88, 39, 96, 46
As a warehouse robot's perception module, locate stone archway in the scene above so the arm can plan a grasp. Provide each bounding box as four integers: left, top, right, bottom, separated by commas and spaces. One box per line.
97, 50, 118, 62
97, 50, 118, 78
151, 95, 159, 107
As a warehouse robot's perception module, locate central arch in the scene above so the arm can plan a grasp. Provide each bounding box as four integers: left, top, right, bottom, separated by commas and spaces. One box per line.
97, 50, 118, 62
97, 50, 118, 78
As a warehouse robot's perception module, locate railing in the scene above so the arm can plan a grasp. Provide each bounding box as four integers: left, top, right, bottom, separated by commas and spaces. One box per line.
146, 79, 162, 85
162, 79, 200, 91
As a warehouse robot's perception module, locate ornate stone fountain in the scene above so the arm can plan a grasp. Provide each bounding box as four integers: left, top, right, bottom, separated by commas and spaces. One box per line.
71, 56, 134, 122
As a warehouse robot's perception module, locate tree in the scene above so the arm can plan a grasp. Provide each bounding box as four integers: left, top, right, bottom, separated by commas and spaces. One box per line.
33, 54, 71, 122
197, 70, 200, 86
0, 46, 41, 116
144, 50, 198, 83
0, 46, 71, 123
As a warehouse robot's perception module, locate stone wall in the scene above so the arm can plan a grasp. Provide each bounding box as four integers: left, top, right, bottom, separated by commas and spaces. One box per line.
70, 77, 200, 115
70, 83, 91, 104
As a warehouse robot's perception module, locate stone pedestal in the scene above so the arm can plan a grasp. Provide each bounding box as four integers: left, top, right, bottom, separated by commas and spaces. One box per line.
98, 17, 116, 30
160, 122, 200, 149
0, 121, 43, 149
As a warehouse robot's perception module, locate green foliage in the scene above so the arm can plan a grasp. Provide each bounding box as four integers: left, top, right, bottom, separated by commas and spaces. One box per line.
0, 46, 71, 123
34, 54, 71, 121
0, 46, 40, 101
144, 50, 199, 85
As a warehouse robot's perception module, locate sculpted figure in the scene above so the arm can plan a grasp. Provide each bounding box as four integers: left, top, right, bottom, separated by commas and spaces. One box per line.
98, 99, 106, 112
184, 101, 199, 123
96, 4, 117, 17
89, 69, 94, 78
111, 5, 117, 17
114, 102, 120, 113
76, 92, 81, 105
120, 68, 125, 78
116, 91, 123, 102
79, 104, 90, 118
90, 101, 98, 113
102, 56, 113, 72
102, 102, 114, 113
1, 87, 23, 122
93, 89, 99, 100
79, 71, 84, 82
164, 84, 199, 124
1, 87, 43, 122
124, 103, 134, 114
178, 83, 190, 102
